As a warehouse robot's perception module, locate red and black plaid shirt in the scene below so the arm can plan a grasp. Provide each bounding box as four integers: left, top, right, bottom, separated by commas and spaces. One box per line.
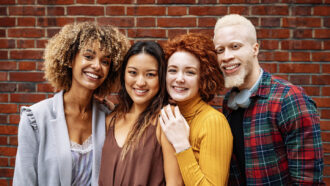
223, 70, 324, 185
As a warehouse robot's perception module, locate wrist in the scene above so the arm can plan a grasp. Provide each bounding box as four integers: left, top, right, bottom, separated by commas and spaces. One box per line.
174, 141, 191, 153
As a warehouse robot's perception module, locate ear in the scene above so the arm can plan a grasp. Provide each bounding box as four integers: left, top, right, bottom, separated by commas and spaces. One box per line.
252, 43, 259, 57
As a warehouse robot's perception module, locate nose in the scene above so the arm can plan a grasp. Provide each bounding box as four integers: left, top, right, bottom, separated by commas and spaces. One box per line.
221, 49, 234, 63
136, 75, 146, 86
91, 58, 101, 70
175, 72, 184, 83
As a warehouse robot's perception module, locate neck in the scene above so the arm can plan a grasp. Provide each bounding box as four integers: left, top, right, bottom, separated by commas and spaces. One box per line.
64, 87, 93, 114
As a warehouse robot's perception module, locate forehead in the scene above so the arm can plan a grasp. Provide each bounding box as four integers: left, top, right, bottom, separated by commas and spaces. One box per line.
127, 53, 158, 69
168, 51, 200, 68
80, 40, 109, 55
213, 25, 250, 46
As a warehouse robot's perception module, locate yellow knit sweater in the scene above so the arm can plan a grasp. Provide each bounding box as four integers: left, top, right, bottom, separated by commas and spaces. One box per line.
176, 95, 233, 186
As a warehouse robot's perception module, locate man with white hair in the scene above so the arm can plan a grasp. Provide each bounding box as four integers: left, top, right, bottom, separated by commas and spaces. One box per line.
213, 14, 324, 185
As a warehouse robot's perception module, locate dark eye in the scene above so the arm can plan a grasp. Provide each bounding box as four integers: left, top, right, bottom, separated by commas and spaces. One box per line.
128, 70, 136, 75
232, 44, 240, 50
187, 70, 196, 75
216, 48, 224, 54
102, 60, 110, 66
167, 68, 177, 73
146, 73, 157, 77
85, 55, 93, 60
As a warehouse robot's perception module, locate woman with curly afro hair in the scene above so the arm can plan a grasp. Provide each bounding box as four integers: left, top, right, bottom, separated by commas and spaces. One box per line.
159, 33, 233, 185
13, 22, 129, 186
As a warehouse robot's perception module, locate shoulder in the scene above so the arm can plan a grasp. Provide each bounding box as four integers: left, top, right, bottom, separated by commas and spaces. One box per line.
197, 103, 228, 127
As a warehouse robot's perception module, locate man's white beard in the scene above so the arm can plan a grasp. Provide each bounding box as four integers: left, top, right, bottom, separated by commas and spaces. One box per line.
223, 67, 247, 89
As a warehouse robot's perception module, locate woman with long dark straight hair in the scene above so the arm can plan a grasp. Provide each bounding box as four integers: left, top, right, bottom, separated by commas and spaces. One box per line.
99, 41, 183, 186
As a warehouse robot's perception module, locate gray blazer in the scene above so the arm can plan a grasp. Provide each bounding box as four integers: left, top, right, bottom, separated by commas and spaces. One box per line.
13, 91, 107, 186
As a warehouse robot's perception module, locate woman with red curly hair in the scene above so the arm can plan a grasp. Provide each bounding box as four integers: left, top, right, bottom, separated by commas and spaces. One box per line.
159, 33, 233, 185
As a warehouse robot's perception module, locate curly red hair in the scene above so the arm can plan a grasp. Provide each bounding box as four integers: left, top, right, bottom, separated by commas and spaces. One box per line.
164, 33, 224, 102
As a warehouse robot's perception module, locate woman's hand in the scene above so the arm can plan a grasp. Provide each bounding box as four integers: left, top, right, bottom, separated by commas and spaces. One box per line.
159, 105, 190, 153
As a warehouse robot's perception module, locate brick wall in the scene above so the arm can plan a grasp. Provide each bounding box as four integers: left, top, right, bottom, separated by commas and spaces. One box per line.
0, 0, 329, 185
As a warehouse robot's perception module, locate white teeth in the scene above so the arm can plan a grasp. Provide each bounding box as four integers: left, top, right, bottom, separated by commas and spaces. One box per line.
135, 89, 147, 93
86, 72, 99, 79
225, 64, 238, 70
174, 87, 186, 91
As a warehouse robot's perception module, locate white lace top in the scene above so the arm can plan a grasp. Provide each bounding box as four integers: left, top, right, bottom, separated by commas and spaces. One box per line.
70, 135, 93, 186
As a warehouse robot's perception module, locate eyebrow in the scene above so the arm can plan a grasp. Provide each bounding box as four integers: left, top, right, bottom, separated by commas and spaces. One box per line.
84, 49, 111, 58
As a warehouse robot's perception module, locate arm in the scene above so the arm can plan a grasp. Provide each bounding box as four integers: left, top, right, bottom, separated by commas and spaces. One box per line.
176, 115, 233, 186
278, 88, 324, 185
156, 124, 183, 186
13, 108, 39, 186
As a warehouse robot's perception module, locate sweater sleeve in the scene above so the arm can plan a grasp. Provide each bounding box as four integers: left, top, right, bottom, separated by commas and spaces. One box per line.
176, 114, 233, 186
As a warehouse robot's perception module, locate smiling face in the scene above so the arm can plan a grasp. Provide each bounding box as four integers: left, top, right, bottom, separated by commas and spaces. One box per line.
125, 53, 159, 107
166, 51, 200, 103
71, 41, 111, 92
213, 25, 259, 90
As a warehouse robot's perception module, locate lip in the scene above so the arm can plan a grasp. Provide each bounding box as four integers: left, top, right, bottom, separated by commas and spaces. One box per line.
133, 88, 149, 96
172, 86, 188, 93
221, 63, 240, 75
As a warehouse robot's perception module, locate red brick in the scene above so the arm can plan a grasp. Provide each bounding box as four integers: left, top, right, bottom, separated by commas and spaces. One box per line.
0, 136, 7, 145
127, 6, 165, 16
10, 72, 45, 82
292, 6, 312, 16
0, 126, 17, 135
283, 17, 321, 27
0, 104, 17, 114
106, 6, 125, 15
8, 29, 44, 38
260, 63, 277, 73
198, 17, 217, 27
137, 0, 155, 3
128, 29, 166, 38
279, 64, 319, 73
314, 98, 330, 108
260, 17, 280, 27
252, 6, 288, 15
0, 158, 8, 167
257, 29, 290, 39
18, 0, 35, 4
37, 83, 54, 92
312, 52, 330, 62
314, 6, 330, 16
291, 52, 310, 62
68, 6, 104, 16
9, 114, 20, 125
321, 109, 330, 119
38, 0, 74, 4
17, 17, 36, 26
97, 17, 134, 27
10, 50, 43, 60
11, 93, 46, 103
197, 0, 217, 3
323, 64, 330, 74
0, 83, 16, 92
324, 142, 330, 152
168, 6, 187, 16
315, 29, 330, 39
323, 87, 330, 96
18, 62, 36, 70
0, 94, 9, 102
0, 168, 14, 177
189, 6, 227, 16
0, 39, 15, 49
220, 0, 258, 3
17, 40, 34, 49
47, 28, 61, 38
320, 121, 330, 130
157, 0, 195, 3
36, 40, 48, 48
36, 62, 44, 71
47, 7, 65, 16
0, 62, 16, 70
293, 29, 312, 38
158, 18, 196, 27
293, 0, 322, 3
258, 52, 289, 62
0, 7, 7, 15
325, 18, 330, 27
0, 18, 15, 27
76, 17, 96, 22
289, 75, 310, 85
9, 136, 18, 146
38, 17, 74, 27
260, 40, 279, 50
0, 72, 8, 81
229, 6, 249, 15
312, 75, 330, 85
189, 29, 214, 37
18, 83, 36, 92
9, 6, 45, 16
281, 40, 321, 50
301, 86, 320, 96
0, 0, 15, 4
98, 0, 133, 3
0, 179, 8, 186
136, 18, 155, 27
168, 29, 188, 39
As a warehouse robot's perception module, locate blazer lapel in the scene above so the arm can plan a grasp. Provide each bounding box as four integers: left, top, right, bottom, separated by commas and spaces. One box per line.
91, 99, 106, 186
50, 91, 72, 186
